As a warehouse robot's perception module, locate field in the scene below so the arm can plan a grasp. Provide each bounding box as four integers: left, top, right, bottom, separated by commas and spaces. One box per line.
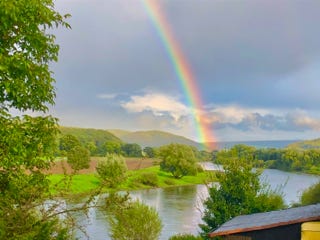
47, 157, 156, 174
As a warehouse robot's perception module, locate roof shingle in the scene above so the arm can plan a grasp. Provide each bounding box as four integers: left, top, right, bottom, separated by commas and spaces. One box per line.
210, 204, 320, 237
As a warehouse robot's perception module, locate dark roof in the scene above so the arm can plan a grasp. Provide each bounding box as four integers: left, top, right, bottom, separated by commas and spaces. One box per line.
210, 204, 320, 237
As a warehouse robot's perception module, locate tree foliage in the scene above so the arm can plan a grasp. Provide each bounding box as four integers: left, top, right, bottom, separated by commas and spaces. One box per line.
200, 156, 285, 239
158, 144, 198, 179
59, 127, 122, 156
143, 146, 155, 158
216, 144, 320, 175
121, 143, 142, 157
67, 145, 90, 171
0, 0, 71, 238
59, 134, 81, 154
169, 233, 203, 240
300, 181, 320, 205
106, 193, 162, 240
96, 154, 128, 188
102, 141, 123, 156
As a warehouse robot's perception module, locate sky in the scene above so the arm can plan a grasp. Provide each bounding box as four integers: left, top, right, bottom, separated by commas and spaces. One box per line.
51, 0, 320, 143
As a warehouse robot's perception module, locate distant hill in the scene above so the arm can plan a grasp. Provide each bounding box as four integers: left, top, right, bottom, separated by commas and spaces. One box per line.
211, 139, 299, 149
287, 138, 320, 149
108, 129, 202, 148
60, 126, 301, 150
60, 127, 122, 147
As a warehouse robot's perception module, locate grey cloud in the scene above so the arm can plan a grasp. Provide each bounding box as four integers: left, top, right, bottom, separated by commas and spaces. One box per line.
212, 112, 320, 132
53, 0, 320, 108
163, 0, 320, 78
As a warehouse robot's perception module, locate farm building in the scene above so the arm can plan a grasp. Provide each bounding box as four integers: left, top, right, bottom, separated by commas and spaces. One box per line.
209, 204, 320, 240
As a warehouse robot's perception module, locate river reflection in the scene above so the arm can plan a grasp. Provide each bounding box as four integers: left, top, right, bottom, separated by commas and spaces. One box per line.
130, 185, 208, 239
73, 164, 320, 240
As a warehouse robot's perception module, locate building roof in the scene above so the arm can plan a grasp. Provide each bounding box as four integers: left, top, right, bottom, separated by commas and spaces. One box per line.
210, 204, 320, 237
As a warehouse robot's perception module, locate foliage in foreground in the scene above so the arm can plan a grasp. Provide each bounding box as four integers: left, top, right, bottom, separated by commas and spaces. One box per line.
0, 0, 73, 238
200, 153, 285, 239
301, 181, 320, 205
105, 193, 162, 240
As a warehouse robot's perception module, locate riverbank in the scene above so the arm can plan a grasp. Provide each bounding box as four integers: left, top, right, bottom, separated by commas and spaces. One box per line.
48, 158, 216, 195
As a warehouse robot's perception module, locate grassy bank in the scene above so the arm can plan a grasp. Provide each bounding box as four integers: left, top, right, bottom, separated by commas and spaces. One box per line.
48, 166, 216, 195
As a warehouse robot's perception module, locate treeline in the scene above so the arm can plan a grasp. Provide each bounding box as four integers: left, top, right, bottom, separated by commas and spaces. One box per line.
57, 127, 211, 160
214, 144, 320, 174
256, 148, 320, 174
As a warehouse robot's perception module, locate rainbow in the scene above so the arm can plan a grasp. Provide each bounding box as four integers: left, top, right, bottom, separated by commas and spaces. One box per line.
140, 0, 216, 149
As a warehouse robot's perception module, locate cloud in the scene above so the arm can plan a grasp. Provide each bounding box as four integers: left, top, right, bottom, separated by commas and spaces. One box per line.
121, 93, 190, 121
292, 114, 320, 131
204, 105, 320, 132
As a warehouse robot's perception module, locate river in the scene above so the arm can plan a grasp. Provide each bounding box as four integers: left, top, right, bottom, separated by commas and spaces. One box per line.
73, 163, 320, 240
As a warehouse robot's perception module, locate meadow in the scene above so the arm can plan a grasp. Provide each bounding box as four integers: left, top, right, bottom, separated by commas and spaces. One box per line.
48, 158, 216, 195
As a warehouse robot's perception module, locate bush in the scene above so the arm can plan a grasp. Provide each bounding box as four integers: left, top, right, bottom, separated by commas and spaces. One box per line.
164, 178, 175, 185
138, 172, 158, 187
301, 181, 320, 205
67, 145, 90, 171
108, 199, 162, 240
96, 154, 127, 188
169, 233, 203, 240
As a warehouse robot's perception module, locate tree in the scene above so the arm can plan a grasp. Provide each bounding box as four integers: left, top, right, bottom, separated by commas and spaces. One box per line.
96, 154, 128, 188
300, 181, 320, 205
200, 158, 285, 239
106, 193, 162, 240
59, 134, 81, 155
102, 141, 123, 155
158, 144, 198, 179
216, 144, 256, 165
143, 146, 155, 158
67, 145, 90, 171
0, 0, 70, 238
121, 143, 142, 157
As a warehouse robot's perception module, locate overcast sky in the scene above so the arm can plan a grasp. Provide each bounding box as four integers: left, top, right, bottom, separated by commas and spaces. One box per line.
51, 0, 320, 142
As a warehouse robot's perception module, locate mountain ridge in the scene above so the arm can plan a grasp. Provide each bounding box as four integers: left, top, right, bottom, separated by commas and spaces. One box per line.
60, 126, 301, 150
108, 129, 201, 148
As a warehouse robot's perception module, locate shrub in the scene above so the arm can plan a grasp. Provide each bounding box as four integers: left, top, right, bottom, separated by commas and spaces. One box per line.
301, 181, 320, 205
108, 199, 162, 240
169, 233, 203, 240
67, 145, 90, 171
164, 178, 175, 185
138, 172, 158, 187
96, 154, 127, 188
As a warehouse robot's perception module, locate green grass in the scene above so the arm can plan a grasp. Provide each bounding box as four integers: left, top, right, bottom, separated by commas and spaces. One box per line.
48, 174, 101, 194
48, 166, 216, 195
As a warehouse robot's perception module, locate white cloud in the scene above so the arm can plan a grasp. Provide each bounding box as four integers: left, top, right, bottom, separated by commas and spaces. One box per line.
293, 115, 320, 131
121, 93, 190, 121
205, 105, 270, 124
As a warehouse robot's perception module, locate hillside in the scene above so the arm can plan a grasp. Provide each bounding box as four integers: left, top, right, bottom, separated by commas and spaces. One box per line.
60, 127, 122, 147
108, 129, 202, 148
287, 138, 320, 150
